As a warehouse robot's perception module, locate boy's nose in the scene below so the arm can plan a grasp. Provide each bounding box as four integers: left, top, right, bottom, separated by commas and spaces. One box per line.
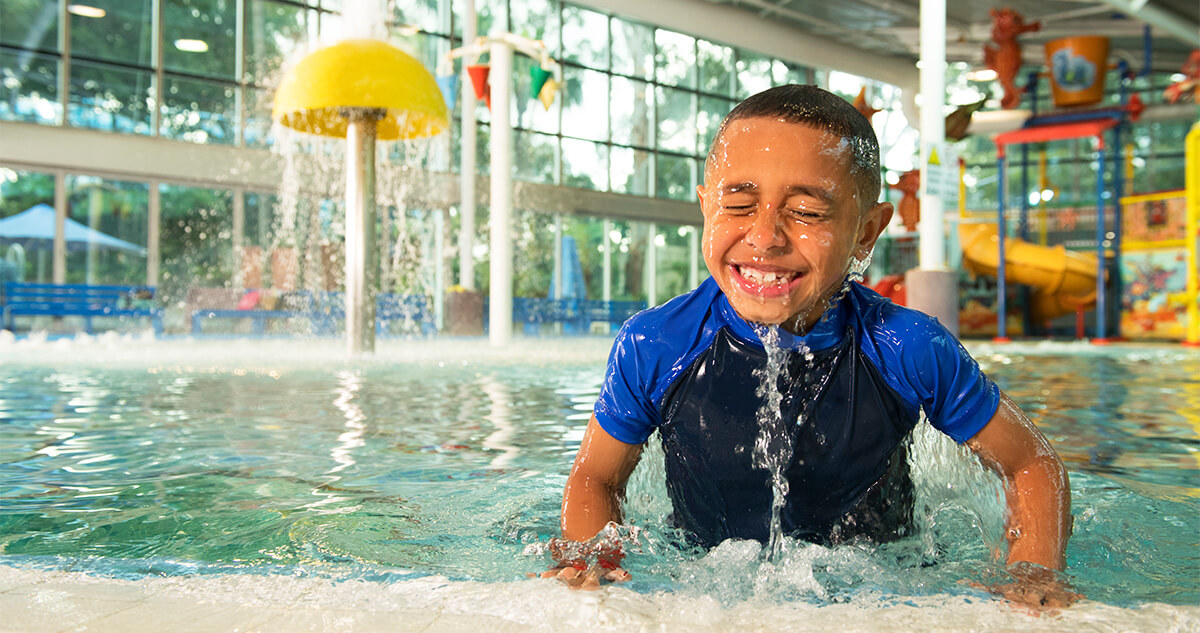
744, 208, 786, 250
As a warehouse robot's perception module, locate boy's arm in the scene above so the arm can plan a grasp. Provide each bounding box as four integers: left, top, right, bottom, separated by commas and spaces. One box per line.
561, 414, 643, 541
542, 415, 642, 589
966, 392, 1079, 606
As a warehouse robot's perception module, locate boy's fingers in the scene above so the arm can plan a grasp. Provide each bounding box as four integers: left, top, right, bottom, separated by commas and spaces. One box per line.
603, 567, 631, 583
539, 563, 631, 589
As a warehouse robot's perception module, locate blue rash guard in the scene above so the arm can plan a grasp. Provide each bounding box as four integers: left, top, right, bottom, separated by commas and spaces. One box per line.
593, 277, 1000, 547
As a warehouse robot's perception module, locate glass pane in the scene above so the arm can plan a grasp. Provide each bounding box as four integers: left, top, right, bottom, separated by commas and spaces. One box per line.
698, 96, 732, 156
245, 0, 316, 84
164, 0, 236, 80
70, 0, 154, 68
68, 58, 153, 135
698, 40, 733, 96
513, 209, 554, 297
610, 18, 652, 80
654, 30, 695, 89
1, 49, 61, 124
509, 0, 555, 41
562, 138, 607, 191
159, 184, 234, 303
656, 86, 695, 154
610, 75, 653, 148
561, 5, 607, 69
392, 30, 448, 74
610, 220, 647, 301
561, 215, 605, 301
513, 130, 558, 185
736, 53, 774, 99
783, 61, 811, 86
243, 85, 275, 149
514, 55, 559, 134
828, 70, 867, 103
161, 75, 237, 144
65, 175, 149, 285
560, 67, 608, 142
243, 191, 279, 248
655, 223, 694, 300
655, 154, 695, 201
610, 146, 651, 196
1, 0, 57, 51
392, 0, 447, 35
453, 0, 505, 38
0, 168, 55, 283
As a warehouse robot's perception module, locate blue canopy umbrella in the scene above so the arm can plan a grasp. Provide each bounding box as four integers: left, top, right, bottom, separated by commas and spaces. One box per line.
0, 203, 146, 255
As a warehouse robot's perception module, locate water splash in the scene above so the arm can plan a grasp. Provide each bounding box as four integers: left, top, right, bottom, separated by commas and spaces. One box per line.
750, 325, 810, 560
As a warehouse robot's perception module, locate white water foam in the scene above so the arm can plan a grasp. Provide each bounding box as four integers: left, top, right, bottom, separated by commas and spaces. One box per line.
2, 565, 1196, 633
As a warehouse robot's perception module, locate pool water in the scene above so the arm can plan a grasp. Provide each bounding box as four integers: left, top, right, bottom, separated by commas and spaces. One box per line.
0, 336, 1197, 630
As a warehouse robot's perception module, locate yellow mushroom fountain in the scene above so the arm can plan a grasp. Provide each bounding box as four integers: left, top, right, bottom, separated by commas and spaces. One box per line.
273, 38, 448, 354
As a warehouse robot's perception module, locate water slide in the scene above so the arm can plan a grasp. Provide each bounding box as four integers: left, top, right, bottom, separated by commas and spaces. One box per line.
958, 222, 1099, 321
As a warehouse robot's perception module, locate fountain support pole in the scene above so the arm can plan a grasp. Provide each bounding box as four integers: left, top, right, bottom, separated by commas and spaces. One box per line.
460, 0, 477, 290
488, 37, 514, 347
343, 107, 385, 355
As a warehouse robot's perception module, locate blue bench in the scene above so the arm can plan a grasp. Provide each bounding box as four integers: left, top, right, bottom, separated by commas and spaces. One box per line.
189, 290, 436, 337
309, 292, 436, 337
490, 298, 647, 335
2, 281, 163, 335
190, 309, 307, 335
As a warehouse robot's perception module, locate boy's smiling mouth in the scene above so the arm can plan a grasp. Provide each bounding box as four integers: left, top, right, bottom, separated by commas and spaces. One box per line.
730, 264, 803, 297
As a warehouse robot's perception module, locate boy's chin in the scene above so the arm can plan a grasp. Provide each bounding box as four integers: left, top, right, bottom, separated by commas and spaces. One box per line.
729, 302, 809, 332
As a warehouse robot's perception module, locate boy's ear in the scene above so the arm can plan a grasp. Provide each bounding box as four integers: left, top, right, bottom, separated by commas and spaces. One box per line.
856, 201, 894, 257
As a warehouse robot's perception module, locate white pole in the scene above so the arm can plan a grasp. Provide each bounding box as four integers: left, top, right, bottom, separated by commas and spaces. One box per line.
344, 112, 379, 355
918, 0, 946, 270
148, 180, 160, 287
646, 223, 657, 307
232, 188, 244, 288
459, 0, 477, 290
434, 208, 445, 331
488, 37, 514, 347
602, 218, 612, 303
908, 0, 959, 335
53, 172, 66, 284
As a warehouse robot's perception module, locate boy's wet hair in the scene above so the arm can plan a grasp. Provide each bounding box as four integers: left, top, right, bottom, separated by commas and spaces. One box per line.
707, 84, 882, 208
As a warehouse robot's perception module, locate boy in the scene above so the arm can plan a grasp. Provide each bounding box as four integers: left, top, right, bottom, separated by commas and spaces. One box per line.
547, 85, 1075, 607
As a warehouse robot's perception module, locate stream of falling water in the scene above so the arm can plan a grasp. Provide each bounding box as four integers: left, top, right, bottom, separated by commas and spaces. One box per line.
751, 326, 816, 560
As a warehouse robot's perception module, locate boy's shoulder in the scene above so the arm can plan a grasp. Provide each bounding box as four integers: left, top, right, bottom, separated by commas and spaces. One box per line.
847, 282, 958, 352
618, 277, 726, 344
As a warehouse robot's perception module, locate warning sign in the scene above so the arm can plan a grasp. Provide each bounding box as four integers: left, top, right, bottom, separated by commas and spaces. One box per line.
923, 142, 960, 205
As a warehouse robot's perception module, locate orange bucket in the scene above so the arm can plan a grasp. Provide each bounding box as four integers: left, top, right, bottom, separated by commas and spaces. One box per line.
1045, 36, 1110, 107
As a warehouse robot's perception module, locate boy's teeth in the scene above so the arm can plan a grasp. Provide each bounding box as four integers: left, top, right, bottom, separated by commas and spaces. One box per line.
739, 266, 793, 284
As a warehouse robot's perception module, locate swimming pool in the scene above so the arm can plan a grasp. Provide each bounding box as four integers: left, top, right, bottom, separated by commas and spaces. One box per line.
1, 335, 1197, 632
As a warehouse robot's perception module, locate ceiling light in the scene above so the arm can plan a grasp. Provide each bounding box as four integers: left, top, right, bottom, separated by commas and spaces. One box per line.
174, 39, 209, 53
67, 4, 106, 18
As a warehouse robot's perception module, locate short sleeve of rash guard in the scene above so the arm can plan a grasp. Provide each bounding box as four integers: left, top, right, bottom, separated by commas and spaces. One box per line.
881, 309, 1001, 442
592, 323, 659, 445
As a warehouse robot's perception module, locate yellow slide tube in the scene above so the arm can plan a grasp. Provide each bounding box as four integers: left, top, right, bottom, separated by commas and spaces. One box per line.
959, 222, 1099, 321
1186, 121, 1199, 346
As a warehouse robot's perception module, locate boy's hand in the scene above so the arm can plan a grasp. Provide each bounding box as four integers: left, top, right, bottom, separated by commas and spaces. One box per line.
980, 562, 1083, 610
540, 561, 631, 590
535, 534, 631, 590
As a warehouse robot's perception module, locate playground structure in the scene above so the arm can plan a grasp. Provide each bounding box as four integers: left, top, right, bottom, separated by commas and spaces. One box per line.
874, 30, 1199, 344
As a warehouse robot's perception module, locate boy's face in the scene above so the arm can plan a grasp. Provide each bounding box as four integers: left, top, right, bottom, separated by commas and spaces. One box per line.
697, 117, 893, 334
